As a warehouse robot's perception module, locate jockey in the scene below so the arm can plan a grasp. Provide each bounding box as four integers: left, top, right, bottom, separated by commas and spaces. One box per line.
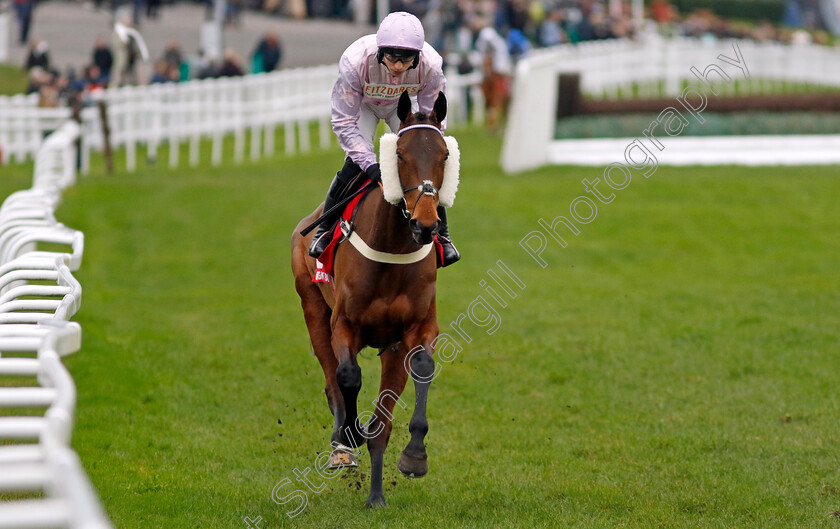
308, 11, 460, 267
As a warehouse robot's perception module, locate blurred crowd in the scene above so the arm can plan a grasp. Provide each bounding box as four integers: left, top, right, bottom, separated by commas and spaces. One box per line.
15, 0, 834, 111
419, 0, 834, 60
21, 15, 282, 111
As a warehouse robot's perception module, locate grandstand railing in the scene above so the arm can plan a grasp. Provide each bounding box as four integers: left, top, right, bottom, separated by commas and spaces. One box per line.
0, 122, 113, 529
501, 37, 840, 172
0, 65, 484, 173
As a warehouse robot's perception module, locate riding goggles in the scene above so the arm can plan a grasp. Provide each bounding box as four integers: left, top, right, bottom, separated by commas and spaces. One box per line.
381, 48, 419, 65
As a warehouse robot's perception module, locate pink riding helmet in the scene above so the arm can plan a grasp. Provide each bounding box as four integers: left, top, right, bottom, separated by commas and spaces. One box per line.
376, 11, 425, 51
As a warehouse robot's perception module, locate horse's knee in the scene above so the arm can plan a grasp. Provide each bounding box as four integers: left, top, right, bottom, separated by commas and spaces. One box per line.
366, 418, 393, 450
336, 361, 362, 393
409, 349, 435, 380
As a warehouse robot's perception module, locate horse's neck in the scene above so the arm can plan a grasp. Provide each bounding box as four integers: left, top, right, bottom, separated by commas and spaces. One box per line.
356, 192, 418, 254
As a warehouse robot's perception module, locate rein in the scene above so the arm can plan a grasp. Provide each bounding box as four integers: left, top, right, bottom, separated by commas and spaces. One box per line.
339, 180, 434, 266
299, 177, 374, 237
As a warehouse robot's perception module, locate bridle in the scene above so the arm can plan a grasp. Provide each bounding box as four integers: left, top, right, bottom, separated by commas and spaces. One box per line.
328, 122, 452, 266
395, 124, 445, 219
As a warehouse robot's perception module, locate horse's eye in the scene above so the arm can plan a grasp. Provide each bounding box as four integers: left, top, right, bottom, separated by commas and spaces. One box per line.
397, 152, 405, 162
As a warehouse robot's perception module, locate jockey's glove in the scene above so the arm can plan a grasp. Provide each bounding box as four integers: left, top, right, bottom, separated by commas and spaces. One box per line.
366, 163, 382, 183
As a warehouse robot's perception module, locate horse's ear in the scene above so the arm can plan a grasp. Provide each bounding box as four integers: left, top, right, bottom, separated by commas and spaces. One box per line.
397, 90, 412, 123
433, 91, 447, 124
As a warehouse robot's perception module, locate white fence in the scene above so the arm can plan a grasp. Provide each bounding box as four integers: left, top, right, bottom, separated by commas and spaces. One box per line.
0, 14, 9, 64
502, 37, 840, 172
0, 65, 484, 173
0, 123, 112, 529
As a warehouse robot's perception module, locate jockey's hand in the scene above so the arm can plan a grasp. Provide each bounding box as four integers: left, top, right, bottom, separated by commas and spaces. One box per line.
366, 163, 382, 183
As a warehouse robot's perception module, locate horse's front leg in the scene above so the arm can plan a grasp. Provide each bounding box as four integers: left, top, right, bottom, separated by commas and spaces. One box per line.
363, 345, 410, 507
398, 318, 438, 478
331, 316, 366, 454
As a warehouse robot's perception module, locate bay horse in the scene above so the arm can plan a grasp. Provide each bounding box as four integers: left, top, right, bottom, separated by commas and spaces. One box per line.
480, 52, 511, 134
291, 91, 459, 508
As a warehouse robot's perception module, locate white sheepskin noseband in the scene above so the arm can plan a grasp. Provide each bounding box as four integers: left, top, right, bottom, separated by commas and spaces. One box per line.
378, 132, 460, 208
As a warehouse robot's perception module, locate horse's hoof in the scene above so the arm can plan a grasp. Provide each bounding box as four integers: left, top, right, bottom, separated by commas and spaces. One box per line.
397, 451, 428, 478
365, 494, 387, 508
327, 448, 358, 470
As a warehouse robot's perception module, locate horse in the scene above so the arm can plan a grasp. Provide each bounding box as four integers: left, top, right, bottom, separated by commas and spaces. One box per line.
480, 52, 511, 134
290, 90, 459, 508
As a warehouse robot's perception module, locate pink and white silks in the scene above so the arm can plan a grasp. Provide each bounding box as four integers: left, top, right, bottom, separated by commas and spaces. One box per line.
330, 34, 447, 171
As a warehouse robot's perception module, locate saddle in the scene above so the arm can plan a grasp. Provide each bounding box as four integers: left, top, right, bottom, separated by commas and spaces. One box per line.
313, 181, 444, 284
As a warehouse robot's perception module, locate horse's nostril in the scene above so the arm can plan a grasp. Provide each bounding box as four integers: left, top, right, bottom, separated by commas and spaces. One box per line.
409, 218, 419, 233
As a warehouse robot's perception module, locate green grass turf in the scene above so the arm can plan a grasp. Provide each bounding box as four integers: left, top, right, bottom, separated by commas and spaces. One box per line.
0, 64, 28, 96
2, 128, 840, 528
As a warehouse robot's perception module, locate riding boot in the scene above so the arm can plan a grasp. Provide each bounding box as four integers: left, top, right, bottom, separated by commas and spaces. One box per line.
436, 205, 460, 267
308, 174, 348, 259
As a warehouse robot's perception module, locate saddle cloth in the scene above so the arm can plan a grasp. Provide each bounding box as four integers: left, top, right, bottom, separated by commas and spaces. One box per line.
313, 184, 443, 284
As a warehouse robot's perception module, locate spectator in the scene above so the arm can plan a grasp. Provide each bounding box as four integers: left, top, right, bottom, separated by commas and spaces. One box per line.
783, 0, 803, 27
92, 37, 114, 82
563, 6, 583, 43
650, 0, 675, 24
250, 31, 283, 73
538, 9, 567, 47
454, 51, 475, 119
13, 0, 34, 46
190, 49, 216, 79
146, 0, 162, 19
163, 39, 183, 70
53, 74, 76, 107
226, 0, 244, 26
217, 48, 244, 77
506, 27, 532, 61
25, 38, 51, 72
25, 66, 50, 94
576, 7, 596, 40
81, 64, 106, 91
150, 60, 175, 83
111, 13, 149, 87
162, 39, 186, 80
435, 0, 465, 52
133, 0, 145, 26
38, 82, 60, 108
499, 0, 531, 33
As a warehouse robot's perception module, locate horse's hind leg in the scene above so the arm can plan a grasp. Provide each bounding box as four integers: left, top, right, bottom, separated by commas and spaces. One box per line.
364, 345, 410, 508
294, 276, 351, 461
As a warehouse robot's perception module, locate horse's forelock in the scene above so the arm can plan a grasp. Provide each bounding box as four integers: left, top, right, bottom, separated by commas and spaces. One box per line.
408, 112, 434, 125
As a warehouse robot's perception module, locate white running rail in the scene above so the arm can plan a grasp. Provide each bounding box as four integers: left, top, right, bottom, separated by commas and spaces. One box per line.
501, 37, 840, 172
0, 66, 484, 173
0, 122, 112, 529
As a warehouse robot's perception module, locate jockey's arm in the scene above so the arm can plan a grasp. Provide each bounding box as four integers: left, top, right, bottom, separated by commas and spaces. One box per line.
416, 56, 448, 131
331, 56, 377, 171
